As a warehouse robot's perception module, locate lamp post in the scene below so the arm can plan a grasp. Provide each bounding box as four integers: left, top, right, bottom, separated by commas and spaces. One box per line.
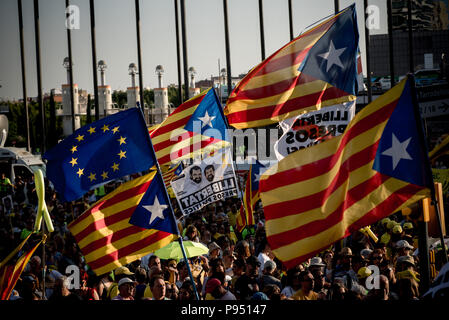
63, 57, 75, 133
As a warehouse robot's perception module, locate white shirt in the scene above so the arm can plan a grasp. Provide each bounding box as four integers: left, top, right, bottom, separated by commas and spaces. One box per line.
257, 252, 272, 276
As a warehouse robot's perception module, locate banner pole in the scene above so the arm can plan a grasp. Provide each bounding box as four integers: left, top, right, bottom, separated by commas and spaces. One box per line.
138, 107, 200, 300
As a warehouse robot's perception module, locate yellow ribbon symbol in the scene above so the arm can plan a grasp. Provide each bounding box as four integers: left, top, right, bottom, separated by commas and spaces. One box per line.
33, 169, 54, 233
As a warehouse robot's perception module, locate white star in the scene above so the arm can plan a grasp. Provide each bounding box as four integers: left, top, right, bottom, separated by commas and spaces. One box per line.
198, 111, 216, 128
318, 41, 347, 72
143, 196, 168, 225
253, 172, 261, 182
381, 134, 413, 170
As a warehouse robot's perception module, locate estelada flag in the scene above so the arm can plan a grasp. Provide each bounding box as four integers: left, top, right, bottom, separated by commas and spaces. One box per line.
260, 77, 433, 268
150, 88, 230, 167
68, 171, 177, 275
0, 235, 42, 300
239, 161, 268, 231
224, 4, 359, 129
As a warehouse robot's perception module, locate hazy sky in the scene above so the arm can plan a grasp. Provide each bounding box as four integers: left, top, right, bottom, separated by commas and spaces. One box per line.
0, 0, 387, 100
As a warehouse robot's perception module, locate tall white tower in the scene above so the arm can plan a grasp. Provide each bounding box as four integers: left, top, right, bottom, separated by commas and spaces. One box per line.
97, 60, 114, 116
127, 63, 140, 108
188, 66, 200, 98
62, 57, 80, 136
153, 65, 169, 124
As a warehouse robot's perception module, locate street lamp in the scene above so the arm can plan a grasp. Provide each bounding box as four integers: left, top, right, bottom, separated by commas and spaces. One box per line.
188, 66, 196, 88
155, 65, 164, 88
98, 60, 107, 86
63, 57, 73, 84
129, 63, 138, 88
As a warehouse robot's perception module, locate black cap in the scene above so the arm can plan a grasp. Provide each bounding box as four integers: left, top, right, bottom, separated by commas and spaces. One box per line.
246, 256, 261, 267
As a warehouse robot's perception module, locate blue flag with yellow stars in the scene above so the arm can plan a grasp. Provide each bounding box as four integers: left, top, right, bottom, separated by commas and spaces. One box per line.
44, 108, 157, 202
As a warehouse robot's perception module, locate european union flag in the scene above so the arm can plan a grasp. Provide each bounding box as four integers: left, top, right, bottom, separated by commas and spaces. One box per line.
44, 108, 157, 202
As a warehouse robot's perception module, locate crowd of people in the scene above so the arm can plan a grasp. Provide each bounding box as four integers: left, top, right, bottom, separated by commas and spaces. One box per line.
0, 168, 448, 301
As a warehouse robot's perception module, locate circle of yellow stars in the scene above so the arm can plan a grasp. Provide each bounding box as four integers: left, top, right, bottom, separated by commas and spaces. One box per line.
69, 124, 127, 184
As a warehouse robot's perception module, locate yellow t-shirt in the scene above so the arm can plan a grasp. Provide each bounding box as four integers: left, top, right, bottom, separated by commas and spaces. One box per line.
291, 289, 318, 301
144, 286, 153, 299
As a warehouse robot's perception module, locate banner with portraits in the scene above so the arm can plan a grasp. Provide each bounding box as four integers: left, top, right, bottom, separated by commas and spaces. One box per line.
274, 101, 355, 160
170, 149, 239, 215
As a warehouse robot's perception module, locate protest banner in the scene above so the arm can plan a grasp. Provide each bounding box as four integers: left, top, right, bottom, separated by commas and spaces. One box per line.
274, 101, 355, 160
171, 149, 239, 215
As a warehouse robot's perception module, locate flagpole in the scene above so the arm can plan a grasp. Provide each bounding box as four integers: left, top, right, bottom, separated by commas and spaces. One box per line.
288, 0, 293, 41
363, 0, 372, 103
180, 0, 190, 102
89, 0, 100, 121
222, 0, 232, 100
66, 0, 76, 133
408, 74, 448, 294
17, 0, 31, 153
258, 0, 266, 61
387, 0, 395, 88
174, 0, 183, 105
137, 107, 200, 300
33, 0, 46, 154
407, 0, 414, 73
135, 0, 145, 115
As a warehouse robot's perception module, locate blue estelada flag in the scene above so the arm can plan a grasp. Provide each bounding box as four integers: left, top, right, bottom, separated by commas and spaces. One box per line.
150, 88, 230, 167
225, 4, 359, 129
237, 161, 268, 232
44, 108, 157, 202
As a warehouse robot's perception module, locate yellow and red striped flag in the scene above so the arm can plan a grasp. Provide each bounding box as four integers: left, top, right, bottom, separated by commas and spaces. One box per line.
224, 5, 359, 129
260, 77, 433, 269
150, 88, 230, 167
0, 235, 42, 300
161, 163, 183, 189
68, 171, 177, 275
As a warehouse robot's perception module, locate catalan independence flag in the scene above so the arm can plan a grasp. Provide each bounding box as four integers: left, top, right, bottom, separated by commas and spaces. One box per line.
150, 88, 230, 167
224, 5, 358, 129
238, 161, 267, 231
68, 171, 177, 275
161, 163, 183, 189
44, 108, 157, 202
0, 235, 42, 300
260, 77, 433, 269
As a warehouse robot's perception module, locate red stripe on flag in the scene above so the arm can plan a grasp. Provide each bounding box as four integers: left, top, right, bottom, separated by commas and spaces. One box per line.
226, 85, 350, 124
74, 206, 138, 243
69, 180, 152, 230
80, 225, 146, 256
260, 97, 400, 193
87, 231, 172, 271
153, 131, 193, 152
263, 142, 380, 220
276, 183, 424, 268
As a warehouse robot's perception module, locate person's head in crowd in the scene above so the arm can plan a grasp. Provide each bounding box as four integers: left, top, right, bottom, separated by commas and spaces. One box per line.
360, 248, 373, 262
391, 224, 403, 242
149, 265, 164, 281
285, 269, 302, 291
379, 259, 396, 286
397, 255, 416, 272
234, 240, 251, 259
356, 266, 372, 287
351, 255, 367, 273
262, 284, 281, 300
117, 277, 135, 300
135, 267, 147, 285
312, 268, 326, 293
114, 266, 135, 283
209, 223, 218, 236
148, 255, 161, 270
308, 257, 326, 274
208, 242, 221, 259
397, 277, 419, 300
205, 278, 223, 299
263, 260, 276, 276
298, 271, 315, 294
29, 255, 42, 276
367, 274, 390, 300
165, 281, 178, 300
396, 239, 414, 257
322, 250, 334, 269
232, 258, 246, 278
150, 275, 166, 300
370, 249, 385, 267
338, 247, 353, 270
201, 230, 212, 245
178, 280, 195, 300
222, 248, 236, 270
185, 224, 199, 242
177, 261, 190, 282
209, 257, 226, 284
245, 255, 261, 278
216, 235, 231, 252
